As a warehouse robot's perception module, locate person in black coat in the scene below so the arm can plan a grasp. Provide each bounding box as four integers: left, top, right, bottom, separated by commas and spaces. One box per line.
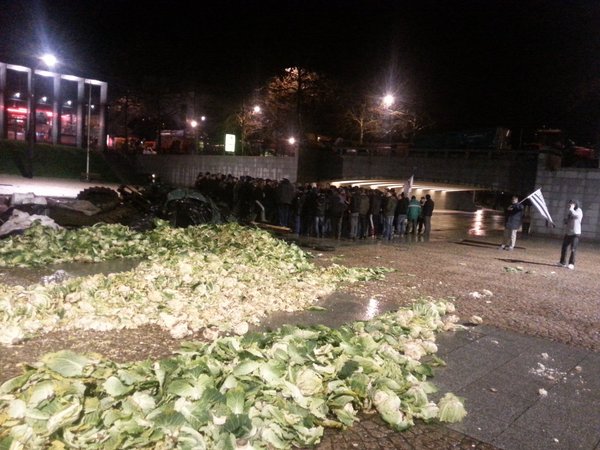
421, 194, 435, 234
500, 195, 524, 250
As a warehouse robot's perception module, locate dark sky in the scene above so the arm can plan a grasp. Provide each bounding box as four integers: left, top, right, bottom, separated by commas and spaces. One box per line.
2, 0, 600, 140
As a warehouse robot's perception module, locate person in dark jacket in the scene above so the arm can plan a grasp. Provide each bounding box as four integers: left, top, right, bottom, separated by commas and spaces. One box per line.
417, 196, 426, 234
395, 192, 409, 235
358, 189, 371, 239
382, 191, 397, 240
500, 195, 524, 250
421, 194, 435, 234
348, 187, 361, 240
368, 190, 383, 237
329, 188, 348, 239
275, 178, 296, 227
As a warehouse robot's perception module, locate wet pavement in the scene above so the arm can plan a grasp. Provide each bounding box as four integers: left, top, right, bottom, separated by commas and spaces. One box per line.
435, 326, 600, 450
258, 292, 600, 450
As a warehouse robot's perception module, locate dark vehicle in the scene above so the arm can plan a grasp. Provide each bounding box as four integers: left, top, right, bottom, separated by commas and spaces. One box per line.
411, 127, 512, 150
525, 129, 597, 167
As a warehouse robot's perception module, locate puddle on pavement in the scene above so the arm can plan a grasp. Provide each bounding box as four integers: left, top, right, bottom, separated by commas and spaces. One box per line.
0, 258, 142, 286
256, 292, 401, 332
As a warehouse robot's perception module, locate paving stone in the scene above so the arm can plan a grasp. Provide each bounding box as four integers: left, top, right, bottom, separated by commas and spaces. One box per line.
435, 327, 485, 358
473, 326, 541, 355
447, 411, 511, 443
493, 422, 587, 450
432, 340, 515, 393
456, 381, 535, 423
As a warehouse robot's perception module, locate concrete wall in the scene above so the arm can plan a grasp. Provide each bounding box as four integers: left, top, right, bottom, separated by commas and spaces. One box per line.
135, 154, 298, 187
531, 154, 600, 241
335, 150, 538, 194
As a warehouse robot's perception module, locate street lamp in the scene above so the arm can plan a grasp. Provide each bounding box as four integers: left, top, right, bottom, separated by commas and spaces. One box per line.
40, 53, 58, 68
190, 116, 205, 153
382, 94, 395, 150
27, 53, 57, 178
382, 94, 395, 109
191, 120, 198, 153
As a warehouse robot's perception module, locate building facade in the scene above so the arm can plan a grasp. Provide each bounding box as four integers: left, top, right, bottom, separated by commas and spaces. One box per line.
0, 61, 107, 150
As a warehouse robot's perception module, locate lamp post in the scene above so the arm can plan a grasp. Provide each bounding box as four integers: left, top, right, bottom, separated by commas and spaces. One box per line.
27, 53, 57, 178
190, 116, 205, 154
85, 82, 92, 181
191, 120, 198, 154
382, 94, 395, 149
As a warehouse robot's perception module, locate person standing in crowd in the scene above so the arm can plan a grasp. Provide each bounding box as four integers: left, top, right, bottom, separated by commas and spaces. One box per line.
349, 187, 361, 240
558, 199, 583, 269
382, 190, 397, 240
417, 196, 426, 234
368, 189, 383, 238
395, 192, 409, 236
358, 188, 370, 239
275, 178, 296, 228
422, 194, 435, 234
500, 195, 524, 250
329, 187, 348, 239
291, 188, 305, 236
406, 195, 422, 234
313, 189, 327, 238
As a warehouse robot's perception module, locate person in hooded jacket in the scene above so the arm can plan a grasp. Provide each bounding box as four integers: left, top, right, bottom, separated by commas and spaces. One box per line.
558, 199, 583, 270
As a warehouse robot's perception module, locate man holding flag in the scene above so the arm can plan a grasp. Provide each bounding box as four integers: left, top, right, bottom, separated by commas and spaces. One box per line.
500, 195, 524, 250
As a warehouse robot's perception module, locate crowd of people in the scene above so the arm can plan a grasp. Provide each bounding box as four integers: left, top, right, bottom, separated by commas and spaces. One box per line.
194, 172, 435, 239
197, 171, 585, 269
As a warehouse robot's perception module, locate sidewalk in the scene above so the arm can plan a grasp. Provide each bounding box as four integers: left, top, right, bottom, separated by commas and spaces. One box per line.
0, 175, 119, 198
434, 325, 600, 450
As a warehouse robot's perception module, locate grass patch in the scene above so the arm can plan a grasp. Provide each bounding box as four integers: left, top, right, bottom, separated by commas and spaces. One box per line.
0, 140, 120, 182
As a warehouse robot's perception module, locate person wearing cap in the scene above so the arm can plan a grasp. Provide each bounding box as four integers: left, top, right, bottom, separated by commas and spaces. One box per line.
558, 199, 583, 270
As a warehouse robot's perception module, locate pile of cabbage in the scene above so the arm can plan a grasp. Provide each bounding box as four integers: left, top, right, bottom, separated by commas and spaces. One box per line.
0, 301, 466, 449
0, 222, 390, 344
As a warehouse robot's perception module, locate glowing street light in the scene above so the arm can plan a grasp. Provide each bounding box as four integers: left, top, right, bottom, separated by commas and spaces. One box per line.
40, 53, 58, 68
382, 94, 395, 108
288, 137, 296, 145
253, 105, 261, 114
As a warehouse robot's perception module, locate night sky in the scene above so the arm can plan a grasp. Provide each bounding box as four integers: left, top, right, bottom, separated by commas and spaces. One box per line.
1, 0, 600, 141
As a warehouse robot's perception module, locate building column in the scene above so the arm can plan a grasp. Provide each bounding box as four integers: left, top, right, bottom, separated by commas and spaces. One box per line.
52, 73, 61, 145
27, 68, 35, 146
98, 81, 107, 151
76, 78, 84, 148
0, 63, 6, 139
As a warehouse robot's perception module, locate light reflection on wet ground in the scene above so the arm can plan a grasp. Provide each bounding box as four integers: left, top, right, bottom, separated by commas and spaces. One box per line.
256, 292, 399, 333
261, 209, 507, 328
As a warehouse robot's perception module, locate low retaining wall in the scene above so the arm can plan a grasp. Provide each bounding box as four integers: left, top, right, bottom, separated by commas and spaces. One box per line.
531, 155, 600, 241
135, 154, 298, 187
